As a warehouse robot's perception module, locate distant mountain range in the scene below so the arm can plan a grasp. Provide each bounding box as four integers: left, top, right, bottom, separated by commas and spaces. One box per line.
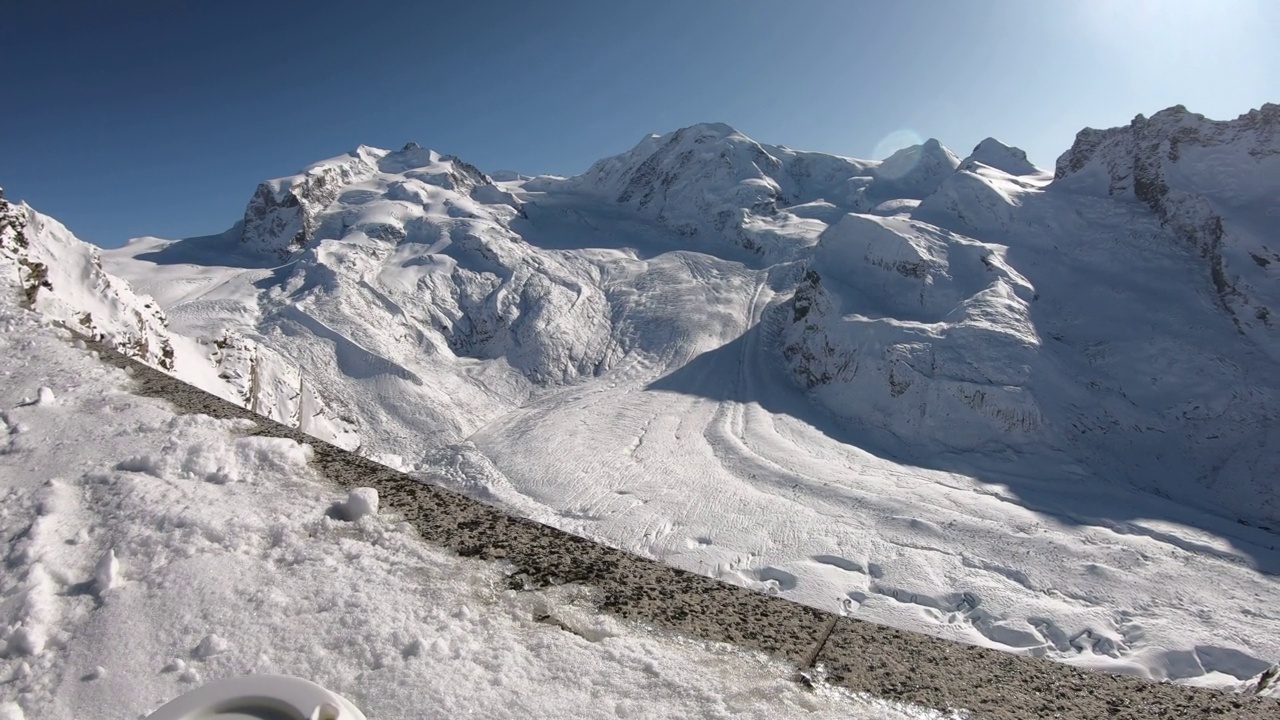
4, 104, 1278, 684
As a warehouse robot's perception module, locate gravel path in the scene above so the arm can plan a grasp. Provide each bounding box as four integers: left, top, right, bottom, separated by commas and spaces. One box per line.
93, 343, 1279, 719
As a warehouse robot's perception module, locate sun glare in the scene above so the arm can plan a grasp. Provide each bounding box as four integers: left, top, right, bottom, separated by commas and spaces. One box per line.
871, 128, 924, 161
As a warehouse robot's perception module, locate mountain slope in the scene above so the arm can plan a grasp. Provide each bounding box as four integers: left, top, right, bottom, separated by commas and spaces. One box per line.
780, 107, 1280, 529
87, 107, 1280, 688
0, 191, 356, 448
1052, 104, 1280, 360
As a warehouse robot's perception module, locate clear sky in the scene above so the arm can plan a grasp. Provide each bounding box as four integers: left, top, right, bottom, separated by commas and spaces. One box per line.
2, 0, 1276, 247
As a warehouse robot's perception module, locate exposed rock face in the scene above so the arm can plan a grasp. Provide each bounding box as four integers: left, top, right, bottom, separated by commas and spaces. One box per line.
240, 147, 382, 259
1054, 104, 1280, 357
781, 269, 839, 388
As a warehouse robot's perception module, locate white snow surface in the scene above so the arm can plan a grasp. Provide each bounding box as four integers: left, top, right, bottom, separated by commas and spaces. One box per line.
0, 196, 357, 450
1051, 103, 1280, 363
0, 300, 951, 719
71, 106, 1280, 692
959, 138, 1041, 177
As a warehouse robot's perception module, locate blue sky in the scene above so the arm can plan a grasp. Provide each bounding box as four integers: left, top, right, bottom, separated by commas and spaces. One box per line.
2, 0, 1276, 247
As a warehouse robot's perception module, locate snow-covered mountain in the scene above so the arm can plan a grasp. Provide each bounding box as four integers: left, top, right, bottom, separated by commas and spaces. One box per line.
779, 107, 1280, 529
1, 191, 176, 369
17, 105, 1280, 688
1052, 104, 1279, 360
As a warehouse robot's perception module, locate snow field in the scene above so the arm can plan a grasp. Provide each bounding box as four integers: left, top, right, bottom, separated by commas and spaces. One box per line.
97, 154, 1280, 691
14, 105, 1280, 707
0, 303, 955, 720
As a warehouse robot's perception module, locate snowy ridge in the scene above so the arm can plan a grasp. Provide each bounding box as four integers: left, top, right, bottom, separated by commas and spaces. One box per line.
1, 193, 176, 370
571, 123, 878, 257
871, 138, 962, 199
960, 138, 1041, 176
239, 143, 520, 260
90, 105, 1280, 690
0, 192, 355, 448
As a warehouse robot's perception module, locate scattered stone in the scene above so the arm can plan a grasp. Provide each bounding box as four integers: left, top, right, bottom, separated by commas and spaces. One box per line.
93, 547, 118, 595
193, 633, 230, 659
337, 487, 379, 521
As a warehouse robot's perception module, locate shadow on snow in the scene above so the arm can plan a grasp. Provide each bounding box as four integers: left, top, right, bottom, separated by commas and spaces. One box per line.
645, 319, 1280, 577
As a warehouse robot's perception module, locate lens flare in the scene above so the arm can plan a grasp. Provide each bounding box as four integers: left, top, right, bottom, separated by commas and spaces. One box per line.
871, 129, 924, 162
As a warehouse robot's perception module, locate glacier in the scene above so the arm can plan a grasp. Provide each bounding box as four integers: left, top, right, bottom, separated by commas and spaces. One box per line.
8, 104, 1278, 689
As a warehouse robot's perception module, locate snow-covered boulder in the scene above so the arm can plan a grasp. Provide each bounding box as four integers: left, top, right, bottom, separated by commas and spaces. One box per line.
335, 487, 379, 521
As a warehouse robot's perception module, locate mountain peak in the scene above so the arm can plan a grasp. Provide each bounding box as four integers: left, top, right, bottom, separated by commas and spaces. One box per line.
877, 139, 959, 178
676, 121, 743, 139
870, 139, 960, 199
960, 137, 1039, 176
